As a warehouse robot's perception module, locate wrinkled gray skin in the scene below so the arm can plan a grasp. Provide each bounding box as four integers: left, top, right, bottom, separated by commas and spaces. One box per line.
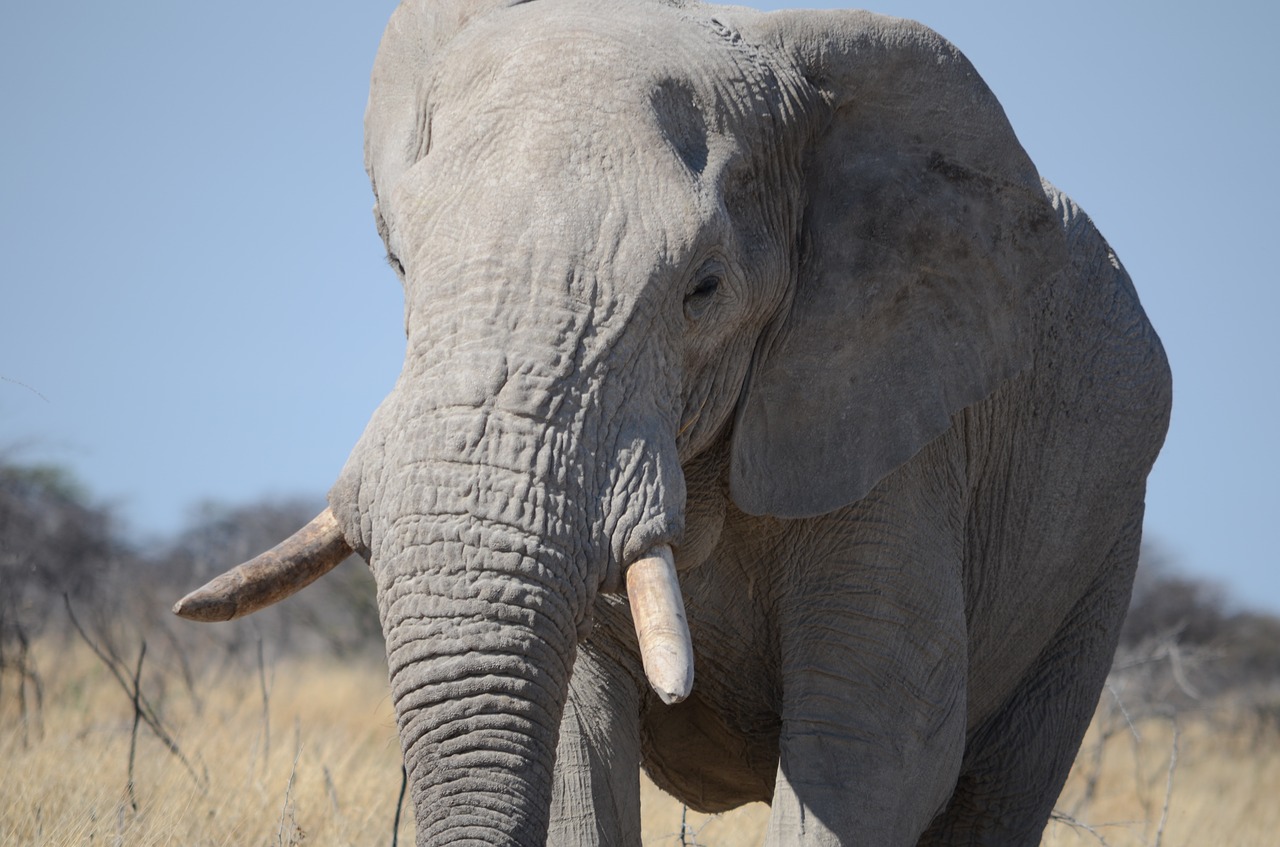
324, 0, 1171, 844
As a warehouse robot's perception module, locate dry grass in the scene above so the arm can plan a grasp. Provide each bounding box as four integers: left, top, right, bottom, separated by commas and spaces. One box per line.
1042, 694, 1280, 847
2, 638, 1276, 846
1, 639, 409, 846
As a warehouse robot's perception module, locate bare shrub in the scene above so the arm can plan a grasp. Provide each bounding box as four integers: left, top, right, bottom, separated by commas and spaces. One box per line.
0, 460, 128, 638
0, 459, 133, 740
154, 497, 383, 661
0, 459, 383, 719
1117, 545, 1280, 708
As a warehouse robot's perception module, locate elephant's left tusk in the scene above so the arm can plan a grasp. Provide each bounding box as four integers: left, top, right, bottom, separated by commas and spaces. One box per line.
626, 545, 695, 705
172, 508, 354, 622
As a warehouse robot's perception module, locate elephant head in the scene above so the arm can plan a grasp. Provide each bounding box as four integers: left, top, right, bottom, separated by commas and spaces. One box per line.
176, 0, 1065, 842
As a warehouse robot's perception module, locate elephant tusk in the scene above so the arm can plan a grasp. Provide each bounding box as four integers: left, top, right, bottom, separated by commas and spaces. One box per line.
626, 545, 694, 705
172, 508, 354, 622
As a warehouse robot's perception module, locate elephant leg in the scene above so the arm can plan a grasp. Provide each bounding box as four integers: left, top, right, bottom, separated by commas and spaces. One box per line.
766, 541, 969, 845
549, 638, 644, 847
917, 513, 1144, 846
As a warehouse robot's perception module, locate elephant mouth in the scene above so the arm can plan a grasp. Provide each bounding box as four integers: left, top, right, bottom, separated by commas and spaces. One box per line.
173, 506, 695, 703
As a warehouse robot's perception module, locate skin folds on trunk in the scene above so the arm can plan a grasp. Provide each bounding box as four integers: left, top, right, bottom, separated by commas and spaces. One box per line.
352, 365, 684, 844
379, 533, 580, 845
350, 361, 673, 845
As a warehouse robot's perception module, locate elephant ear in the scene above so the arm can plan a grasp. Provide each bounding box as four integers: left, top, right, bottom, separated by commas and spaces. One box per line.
365, 0, 529, 197
729, 10, 1066, 519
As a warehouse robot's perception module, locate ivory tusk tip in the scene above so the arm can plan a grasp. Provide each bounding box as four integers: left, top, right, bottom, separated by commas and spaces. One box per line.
172, 589, 237, 622
646, 650, 694, 705
655, 688, 690, 706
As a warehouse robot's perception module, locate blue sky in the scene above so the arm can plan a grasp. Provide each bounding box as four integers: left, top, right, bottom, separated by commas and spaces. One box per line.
2, 1, 1277, 610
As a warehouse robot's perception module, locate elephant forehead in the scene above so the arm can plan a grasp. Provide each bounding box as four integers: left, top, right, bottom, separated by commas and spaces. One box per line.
437, 0, 746, 97
368, 0, 792, 203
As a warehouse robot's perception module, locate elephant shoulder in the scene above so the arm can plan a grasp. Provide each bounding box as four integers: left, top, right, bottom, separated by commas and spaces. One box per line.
1038, 179, 1172, 464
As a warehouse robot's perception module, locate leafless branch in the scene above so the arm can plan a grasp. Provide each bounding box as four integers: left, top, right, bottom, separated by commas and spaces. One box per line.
276, 720, 303, 847
64, 595, 207, 791
1165, 643, 1201, 700
1153, 717, 1179, 847
125, 641, 147, 814
258, 631, 272, 771
156, 621, 203, 716
10, 625, 44, 748
1105, 681, 1142, 742
392, 765, 408, 847
1049, 809, 1113, 846
0, 374, 50, 403
323, 764, 342, 819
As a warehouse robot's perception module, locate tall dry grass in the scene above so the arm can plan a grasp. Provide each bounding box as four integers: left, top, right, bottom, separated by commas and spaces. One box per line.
1, 638, 409, 846
1041, 692, 1280, 847
3, 636, 1277, 846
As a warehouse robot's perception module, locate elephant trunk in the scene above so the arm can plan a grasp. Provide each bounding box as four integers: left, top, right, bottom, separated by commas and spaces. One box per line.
360, 396, 693, 842
379, 534, 577, 845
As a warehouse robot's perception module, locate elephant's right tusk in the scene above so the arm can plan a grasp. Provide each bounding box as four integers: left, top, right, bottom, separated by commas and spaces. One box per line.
626, 545, 694, 705
172, 508, 354, 622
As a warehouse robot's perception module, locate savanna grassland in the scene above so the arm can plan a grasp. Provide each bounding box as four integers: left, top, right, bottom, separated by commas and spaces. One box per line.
3, 632, 1278, 847
4, 472, 1279, 845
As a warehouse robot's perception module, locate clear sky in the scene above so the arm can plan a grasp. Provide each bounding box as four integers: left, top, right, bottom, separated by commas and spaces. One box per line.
2, 2, 1276, 609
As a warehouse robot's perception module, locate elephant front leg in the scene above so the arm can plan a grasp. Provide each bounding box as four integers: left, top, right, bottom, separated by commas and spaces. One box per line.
549, 636, 644, 847
767, 550, 969, 846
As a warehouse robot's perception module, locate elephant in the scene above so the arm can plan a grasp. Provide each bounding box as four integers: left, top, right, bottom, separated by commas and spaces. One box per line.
174, 0, 1172, 844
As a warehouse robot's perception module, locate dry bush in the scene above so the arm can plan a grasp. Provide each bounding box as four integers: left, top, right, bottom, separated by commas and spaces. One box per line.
1044, 700, 1280, 847
0, 459, 383, 670
1120, 547, 1280, 702
158, 499, 383, 659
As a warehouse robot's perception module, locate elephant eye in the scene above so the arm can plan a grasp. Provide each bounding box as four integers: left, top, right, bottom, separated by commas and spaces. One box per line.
684, 272, 721, 320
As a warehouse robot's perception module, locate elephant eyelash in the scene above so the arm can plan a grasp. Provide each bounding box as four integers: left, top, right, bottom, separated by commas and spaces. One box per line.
689, 275, 720, 299
684, 263, 724, 321
385, 251, 406, 278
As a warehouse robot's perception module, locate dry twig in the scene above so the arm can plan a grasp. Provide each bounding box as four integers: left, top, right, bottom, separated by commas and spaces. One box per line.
276, 720, 304, 847
1153, 717, 1179, 847
14, 627, 45, 747
125, 641, 147, 814
258, 632, 272, 772
392, 765, 408, 847
63, 595, 207, 790
1049, 809, 1113, 846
